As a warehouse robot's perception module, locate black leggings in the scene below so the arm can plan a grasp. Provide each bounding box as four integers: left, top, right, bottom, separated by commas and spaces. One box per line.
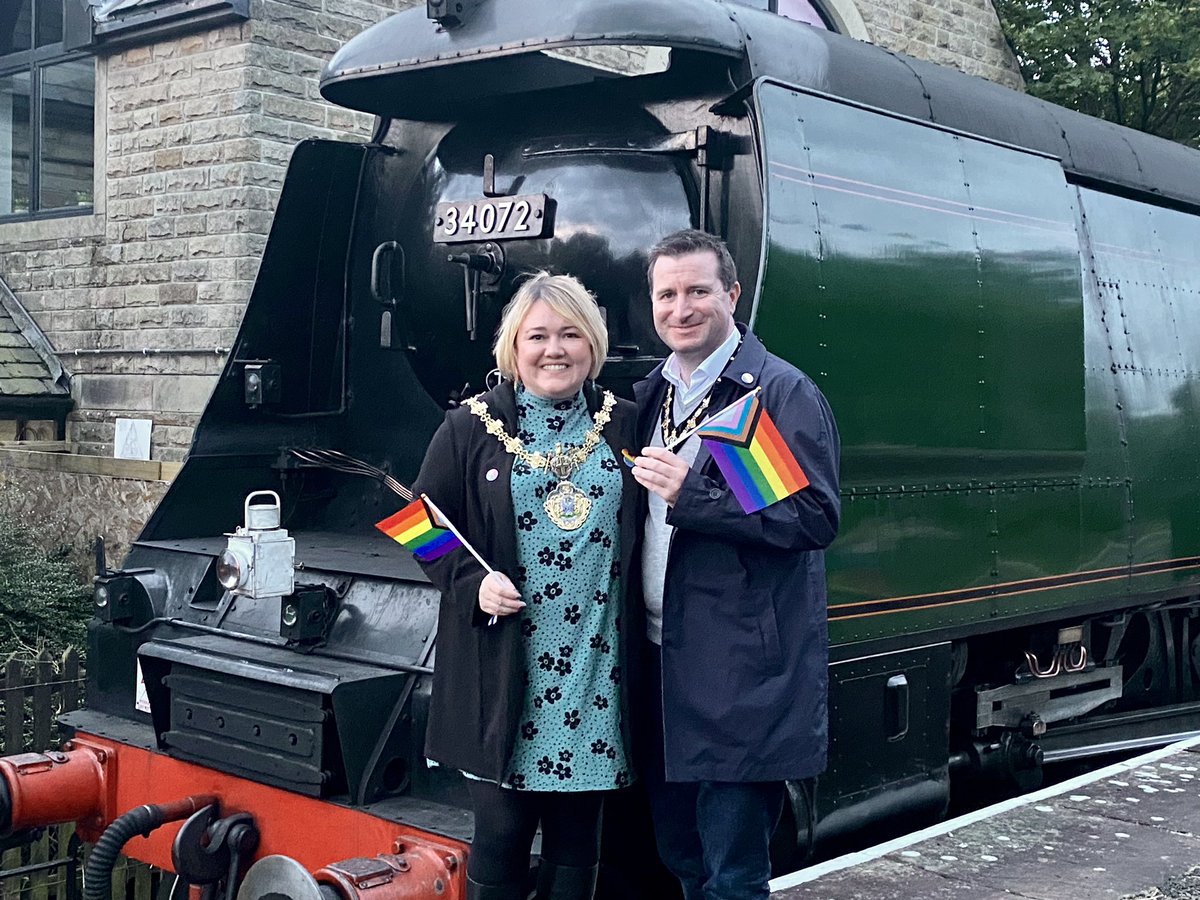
466, 781, 605, 884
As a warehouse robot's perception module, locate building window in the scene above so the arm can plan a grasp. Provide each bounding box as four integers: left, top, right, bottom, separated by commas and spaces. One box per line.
727, 0, 836, 30
0, 0, 94, 221
774, 0, 834, 29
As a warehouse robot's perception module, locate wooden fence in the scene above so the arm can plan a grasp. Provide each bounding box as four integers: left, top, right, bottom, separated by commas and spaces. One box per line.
0, 650, 82, 757
0, 651, 162, 900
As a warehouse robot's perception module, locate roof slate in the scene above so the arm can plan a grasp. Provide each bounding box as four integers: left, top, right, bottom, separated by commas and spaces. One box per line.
0, 281, 70, 402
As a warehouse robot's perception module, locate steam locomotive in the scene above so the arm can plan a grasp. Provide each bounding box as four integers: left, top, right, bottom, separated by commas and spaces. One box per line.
2, 1, 1199, 898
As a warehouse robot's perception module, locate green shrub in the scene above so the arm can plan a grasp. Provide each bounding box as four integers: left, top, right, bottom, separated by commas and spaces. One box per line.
0, 509, 91, 660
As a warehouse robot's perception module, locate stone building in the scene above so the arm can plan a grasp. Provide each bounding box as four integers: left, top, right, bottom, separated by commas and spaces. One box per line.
0, 0, 1020, 559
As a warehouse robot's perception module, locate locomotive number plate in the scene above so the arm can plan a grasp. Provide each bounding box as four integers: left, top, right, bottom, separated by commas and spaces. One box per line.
433, 194, 550, 243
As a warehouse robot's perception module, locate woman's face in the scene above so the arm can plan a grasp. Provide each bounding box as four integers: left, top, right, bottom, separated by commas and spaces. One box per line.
514, 300, 593, 400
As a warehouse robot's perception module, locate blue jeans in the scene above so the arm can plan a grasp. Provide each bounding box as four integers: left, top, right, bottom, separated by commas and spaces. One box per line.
641, 644, 783, 900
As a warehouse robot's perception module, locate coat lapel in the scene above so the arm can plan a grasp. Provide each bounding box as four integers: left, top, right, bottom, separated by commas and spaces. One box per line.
634, 361, 667, 450
591, 383, 636, 496
477, 382, 519, 571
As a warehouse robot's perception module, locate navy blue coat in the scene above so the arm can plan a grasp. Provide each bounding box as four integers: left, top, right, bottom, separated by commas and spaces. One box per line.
635, 328, 841, 783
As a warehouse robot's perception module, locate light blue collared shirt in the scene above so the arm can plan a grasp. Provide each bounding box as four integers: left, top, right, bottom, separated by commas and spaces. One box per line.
661, 324, 741, 418
643, 325, 740, 644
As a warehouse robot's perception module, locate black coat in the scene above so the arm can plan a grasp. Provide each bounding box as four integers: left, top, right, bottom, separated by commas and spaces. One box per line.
634, 328, 841, 782
413, 380, 643, 783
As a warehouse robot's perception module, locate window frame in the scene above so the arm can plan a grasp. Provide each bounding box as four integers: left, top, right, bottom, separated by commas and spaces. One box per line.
0, 2, 96, 224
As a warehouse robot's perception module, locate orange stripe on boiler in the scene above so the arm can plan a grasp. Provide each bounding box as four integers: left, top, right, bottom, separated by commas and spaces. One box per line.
826, 567, 1200, 621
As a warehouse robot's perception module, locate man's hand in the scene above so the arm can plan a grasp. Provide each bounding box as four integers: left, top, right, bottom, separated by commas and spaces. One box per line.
478, 571, 524, 617
632, 446, 691, 507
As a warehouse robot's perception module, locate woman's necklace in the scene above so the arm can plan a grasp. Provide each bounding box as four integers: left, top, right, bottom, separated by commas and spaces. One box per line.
464, 390, 616, 531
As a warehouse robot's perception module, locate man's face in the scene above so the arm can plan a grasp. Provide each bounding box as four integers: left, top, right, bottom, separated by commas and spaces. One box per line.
650, 250, 740, 369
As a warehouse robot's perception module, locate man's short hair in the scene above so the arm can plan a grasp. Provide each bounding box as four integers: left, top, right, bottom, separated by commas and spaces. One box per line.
646, 229, 738, 293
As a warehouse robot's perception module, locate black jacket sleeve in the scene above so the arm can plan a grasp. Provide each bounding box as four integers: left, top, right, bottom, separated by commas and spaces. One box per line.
411, 412, 492, 627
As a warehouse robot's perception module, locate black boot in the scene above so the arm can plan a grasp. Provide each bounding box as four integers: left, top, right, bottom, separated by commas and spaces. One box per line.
534, 862, 599, 900
466, 874, 528, 900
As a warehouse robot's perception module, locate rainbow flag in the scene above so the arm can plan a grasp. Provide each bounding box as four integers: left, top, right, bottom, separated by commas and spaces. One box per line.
696, 392, 810, 513
376, 496, 463, 561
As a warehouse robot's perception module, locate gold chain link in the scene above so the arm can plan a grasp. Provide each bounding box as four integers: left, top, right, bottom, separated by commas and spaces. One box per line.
464, 390, 617, 475
659, 382, 714, 447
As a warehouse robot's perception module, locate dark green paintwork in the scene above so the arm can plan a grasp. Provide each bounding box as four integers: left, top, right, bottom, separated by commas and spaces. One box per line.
751, 81, 1200, 646
1080, 190, 1200, 579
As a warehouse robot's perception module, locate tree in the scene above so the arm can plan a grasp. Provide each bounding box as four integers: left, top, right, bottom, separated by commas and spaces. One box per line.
0, 509, 91, 659
996, 0, 1200, 147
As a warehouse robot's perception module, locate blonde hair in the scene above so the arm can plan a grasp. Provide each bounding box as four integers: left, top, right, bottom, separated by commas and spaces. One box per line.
493, 272, 609, 383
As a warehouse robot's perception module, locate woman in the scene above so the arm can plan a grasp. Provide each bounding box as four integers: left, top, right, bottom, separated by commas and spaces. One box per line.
413, 272, 642, 900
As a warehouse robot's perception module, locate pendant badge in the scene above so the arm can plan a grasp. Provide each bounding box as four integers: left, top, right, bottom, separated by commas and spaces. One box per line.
544, 480, 591, 531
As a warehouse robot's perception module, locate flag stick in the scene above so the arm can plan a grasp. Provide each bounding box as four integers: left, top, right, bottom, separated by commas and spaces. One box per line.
421, 493, 503, 625
665, 386, 762, 451
421, 493, 494, 574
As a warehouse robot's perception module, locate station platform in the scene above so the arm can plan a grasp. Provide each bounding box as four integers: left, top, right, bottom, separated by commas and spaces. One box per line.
772, 736, 1200, 899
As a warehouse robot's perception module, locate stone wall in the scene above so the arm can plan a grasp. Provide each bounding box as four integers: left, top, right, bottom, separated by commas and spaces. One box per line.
0, 0, 419, 463
0, 463, 170, 574
0, 0, 414, 562
858, 0, 1021, 88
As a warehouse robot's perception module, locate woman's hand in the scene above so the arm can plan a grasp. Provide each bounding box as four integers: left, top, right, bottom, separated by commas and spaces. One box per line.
478, 571, 525, 617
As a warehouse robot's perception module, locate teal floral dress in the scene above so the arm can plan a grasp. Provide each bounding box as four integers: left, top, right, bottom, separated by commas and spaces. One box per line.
502, 387, 631, 791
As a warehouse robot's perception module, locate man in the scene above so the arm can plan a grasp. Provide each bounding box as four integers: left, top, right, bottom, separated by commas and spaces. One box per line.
630, 229, 840, 900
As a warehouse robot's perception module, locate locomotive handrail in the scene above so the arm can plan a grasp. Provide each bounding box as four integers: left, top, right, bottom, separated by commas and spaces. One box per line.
369, 241, 403, 307
522, 131, 702, 158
